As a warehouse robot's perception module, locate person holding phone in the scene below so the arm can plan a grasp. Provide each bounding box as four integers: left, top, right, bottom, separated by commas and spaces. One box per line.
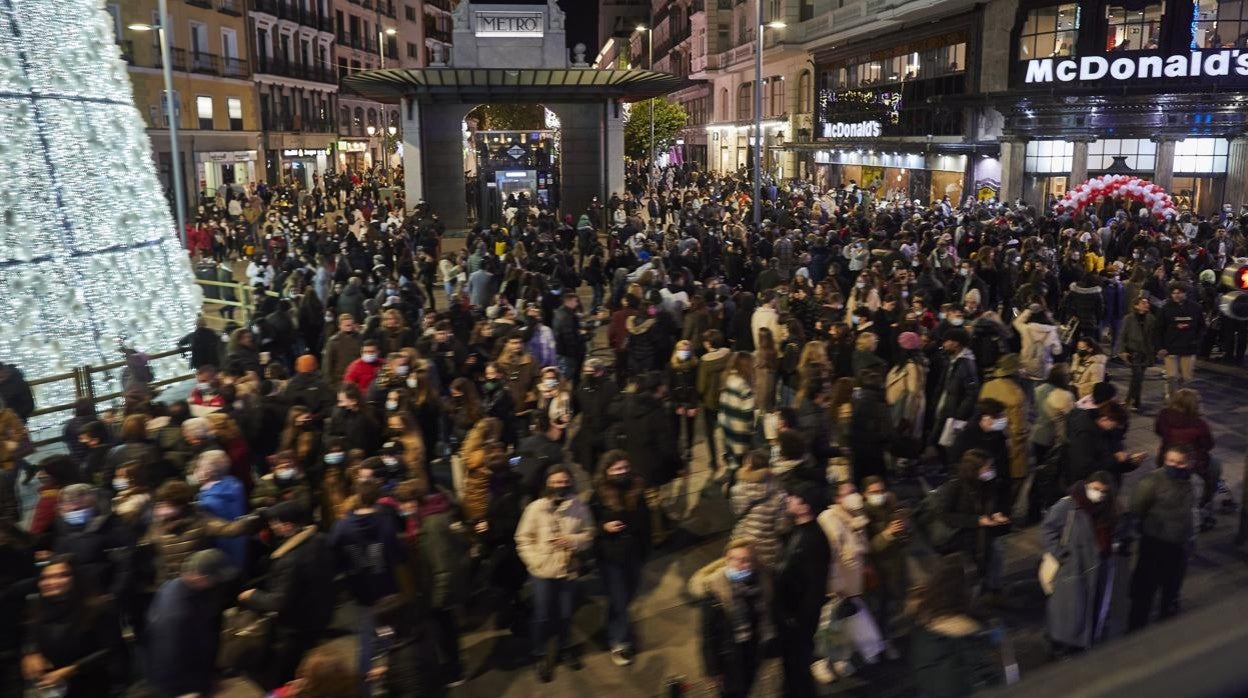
588, 452, 651, 667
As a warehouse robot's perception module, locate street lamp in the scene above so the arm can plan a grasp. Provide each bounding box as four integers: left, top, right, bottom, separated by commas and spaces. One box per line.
127, 0, 187, 250
636, 25, 654, 180
375, 25, 397, 180
753, 5, 786, 226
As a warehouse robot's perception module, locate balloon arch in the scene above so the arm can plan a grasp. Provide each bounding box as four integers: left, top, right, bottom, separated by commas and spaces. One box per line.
1053, 174, 1178, 219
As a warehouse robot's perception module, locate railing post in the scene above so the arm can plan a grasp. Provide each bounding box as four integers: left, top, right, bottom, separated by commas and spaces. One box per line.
75, 366, 96, 404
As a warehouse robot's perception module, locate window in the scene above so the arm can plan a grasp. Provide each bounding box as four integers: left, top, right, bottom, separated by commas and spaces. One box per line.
1105, 1, 1164, 52
800, 0, 815, 21
196, 95, 214, 130
1174, 138, 1230, 172
405, 4, 416, 21
340, 106, 351, 133
221, 28, 239, 59
407, 41, 419, 58
1017, 4, 1079, 59
1193, 0, 1248, 48
827, 42, 967, 90
1024, 140, 1074, 174
227, 97, 243, 130
738, 16, 748, 45
797, 70, 812, 113
769, 76, 785, 117
367, 108, 378, 128
1087, 138, 1157, 171
737, 83, 752, 120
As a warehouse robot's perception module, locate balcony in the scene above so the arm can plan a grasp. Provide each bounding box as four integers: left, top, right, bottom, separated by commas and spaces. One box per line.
425, 25, 451, 44
254, 57, 337, 84
140, 46, 251, 79
252, 0, 333, 31
263, 113, 337, 134
425, 0, 453, 12
217, 0, 242, 16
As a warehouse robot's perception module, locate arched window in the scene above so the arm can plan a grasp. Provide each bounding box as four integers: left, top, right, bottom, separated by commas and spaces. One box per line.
737, 83, 752, 121
367, 108, 377, 128
797, 70, 812, 113
340, 106, 350, 133
769, 75, 785, 117
353, 107, 364, 134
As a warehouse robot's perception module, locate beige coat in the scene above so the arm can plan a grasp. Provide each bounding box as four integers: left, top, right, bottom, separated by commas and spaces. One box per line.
817, 505, 870, 598
979, 374, 1030, 479
515, 496, 595, 580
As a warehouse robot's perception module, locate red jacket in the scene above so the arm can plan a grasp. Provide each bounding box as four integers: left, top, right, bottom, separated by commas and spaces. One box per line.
1154, 408, 1214, 470
342, 358, 381, 392
30, 486, 59, 537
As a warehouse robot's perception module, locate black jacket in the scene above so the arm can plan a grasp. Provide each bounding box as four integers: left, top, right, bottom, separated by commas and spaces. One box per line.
774, 521, 830, 633
948, 423, 1009, 477
283, 372, 334, 422
1158, 298, 1205, 355
242, 526, 335, 639
325, 406, 382, 454
50, 512, 135, 600
589, 476, 652, 564
144, 578, 223, 697
179, 327, 221, 370
934, 351, 980, 426
552, 306, 585, 360
612, 391, 681, 487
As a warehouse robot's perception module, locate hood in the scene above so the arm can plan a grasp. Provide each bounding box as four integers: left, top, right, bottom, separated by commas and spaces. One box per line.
736, 466, 771, 484
1068, 282, 1103, 295
627, 316, 656, 335
688, 558, 727, 600
1025, 323, 1056, 342
701, 347, 730, 363
271, 525, 317, 559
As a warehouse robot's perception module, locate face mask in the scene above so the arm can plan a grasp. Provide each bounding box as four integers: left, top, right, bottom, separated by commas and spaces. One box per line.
275, 468, 296, 481
196, 382, 213, 392
186, 473, 199, 486
112, 478, 130, 492
937, 312, 946, 321
1085, 486, 1106, 503
542, 379, 558, 391
960, 268, 970, 277
677, 350, 691, 361
1165, 466, 1191, 480
62, 508, 92, 526
978, 469, 997, 482
406, 376, 418, 388
647, 306, 658, 317
900, 290, 909, 299
724, 567, 753, 584
395, 364, 411, 377
840, 492, 864, 511
385, 400, 399, 411
382, 456, 399, 468
608, 473, 632, 487
850, 315, 859, 325
989, 417, 1008, 432
950, 317, 965, 326
855, 281, 866, 290
549, 485, 572, 500
1078, 349, 1092, 357
362, 353, 379, 363
866, 493, 886, 508
324, 452, 345, 465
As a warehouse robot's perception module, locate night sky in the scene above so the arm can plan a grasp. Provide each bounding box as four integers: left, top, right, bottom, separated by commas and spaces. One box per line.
477, 0, 598, 49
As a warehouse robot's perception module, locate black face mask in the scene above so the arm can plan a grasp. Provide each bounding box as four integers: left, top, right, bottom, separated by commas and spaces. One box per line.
548, 485, 572, 500
608, 473, 631, 487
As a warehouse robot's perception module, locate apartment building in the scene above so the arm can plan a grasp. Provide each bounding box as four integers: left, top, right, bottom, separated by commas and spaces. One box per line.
249, 0, 339, 187
332, 0, 400, 172
109, 0, 262, 201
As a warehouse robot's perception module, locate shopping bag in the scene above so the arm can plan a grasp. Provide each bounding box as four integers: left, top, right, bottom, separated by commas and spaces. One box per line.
937, 418, 967, 448
840, 598, 884, 662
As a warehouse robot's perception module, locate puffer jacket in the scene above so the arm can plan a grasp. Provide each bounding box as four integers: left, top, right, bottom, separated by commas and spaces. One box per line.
1061, 282, 1105, 332
142, 511, 257, 587
718, 373, 756, 463
688, 558, 776, 683
817, 504, 870, 598
668, 357, 700, 408
728, 468, 790, 569
514, 495, 594, 580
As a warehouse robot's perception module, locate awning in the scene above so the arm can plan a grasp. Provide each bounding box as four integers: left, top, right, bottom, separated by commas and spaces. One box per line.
341, 68, 690, 104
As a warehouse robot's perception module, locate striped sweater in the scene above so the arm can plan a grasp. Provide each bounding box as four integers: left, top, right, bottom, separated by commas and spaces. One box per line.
718, 373, 756, 463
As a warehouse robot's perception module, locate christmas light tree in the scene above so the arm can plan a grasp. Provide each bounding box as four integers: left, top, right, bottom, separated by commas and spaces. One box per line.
0, 0, 202, 432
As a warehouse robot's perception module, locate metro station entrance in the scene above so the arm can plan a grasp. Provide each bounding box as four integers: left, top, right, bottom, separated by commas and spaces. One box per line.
470, 129, 560, 225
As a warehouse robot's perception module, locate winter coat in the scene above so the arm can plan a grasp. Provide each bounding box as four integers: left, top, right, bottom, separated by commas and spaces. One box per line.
850, 386, 891, 481
625, 316, 663, 374
1130, 467, 1194, 544
461, 438, 504, 522
909, 615, 994, 698
320, 331, 362, 385
342, 357, 382, 393
1061, 282, 1105, 331
589, 476, 651, 564
283, 372, 334, 420
50, 510, 135, 600
718, 373, 756, 463
195, 476, 249, 569
885, 358, 927, 440
695, 347, 730, 410
1158, 298, 1205, 355
496, 352, 538, 411
241, 526, 336, 640
514, 495, 595, 580
29, 597, 123, 698
403, 494, 468, 611
142, 511, 257, 587
1042, 496, 1114, 649
728, 468, 791, 569
613, 391, 681, 487
144, 578, 222, 698
689, 558, 775, 687
978, 373, 1029, 479
864, 494, 908, 598
750, 305, 781, 352
816, 505, 870, 598
774, 521, 831, 631
1153, 408, 1214, 473
1119, 311, 1157, 362
933, 349, 979, 426
668, 357, 700, 408
1031, 383, 1075, 448
329, 509, 405, 606
1066, 407, 1132, 486
552, 306, 585, 360
1013, 309, 1062, 381
325, 406, 382, 455
1069, 353, 1107, 399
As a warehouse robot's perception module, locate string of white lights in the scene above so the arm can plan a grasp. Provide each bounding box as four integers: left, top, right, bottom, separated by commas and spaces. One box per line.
0, 0, 202, 434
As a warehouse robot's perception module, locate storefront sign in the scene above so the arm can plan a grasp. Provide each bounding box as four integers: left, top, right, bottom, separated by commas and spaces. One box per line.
282, 148, 326, 157
201, 150, 255, 164
337, 141, 368, 153
1024, 50, 1248, 84
475, 11, 544, 38
821, 120, 883, 138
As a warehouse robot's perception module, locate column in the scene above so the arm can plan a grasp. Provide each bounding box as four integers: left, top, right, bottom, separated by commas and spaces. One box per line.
604, 99, 626, 197
998, 137, 1025, 203
1070, 139, 1089, 187
1227, 136, 1248, 210
420, 103, 469, 227
1152, 137, 1175, 192
400, 99, 423, 208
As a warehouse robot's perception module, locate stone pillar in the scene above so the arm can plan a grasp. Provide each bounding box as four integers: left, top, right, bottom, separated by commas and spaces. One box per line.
1070, 139, 1089, 187
1152, 137, 1175, 192
419, 103, 470, 228
604, 99, 626, 198
998, 138, 1025, 203
1227, 136, 1248, 210
554, 102, 606, 229
401, 99, 423, 209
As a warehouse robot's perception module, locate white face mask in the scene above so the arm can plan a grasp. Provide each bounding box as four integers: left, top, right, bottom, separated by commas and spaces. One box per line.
1085, 486, 1106, 504
406, 376, 418, 388
978, 468, 997, 482
395, 365, 410, 376
362, 353, 379, 363
866, 493, 886, 508
677, 350, 691, 361
840, 492, 864, 512
385, 400, 399, 411
989, 417, 1008, 432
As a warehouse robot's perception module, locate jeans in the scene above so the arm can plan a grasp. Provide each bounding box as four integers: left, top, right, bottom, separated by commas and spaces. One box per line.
531, 577, 576, 659
591, 284, 604, 313
601, 558, 643, 649
1129, 535, 1188, 630
357, 604, 378, 676
779, 623, 818, 698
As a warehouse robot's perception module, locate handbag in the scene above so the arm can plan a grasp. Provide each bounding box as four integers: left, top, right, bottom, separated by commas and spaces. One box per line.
1038, 506, 1076, 596
217, 606, 275, 671
937, 418, 967, 448
1058, 318, 1079, 346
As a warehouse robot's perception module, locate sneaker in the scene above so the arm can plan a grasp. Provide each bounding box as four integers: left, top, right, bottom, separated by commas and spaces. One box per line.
610, 647, 634, 667
810, 659, 837, 685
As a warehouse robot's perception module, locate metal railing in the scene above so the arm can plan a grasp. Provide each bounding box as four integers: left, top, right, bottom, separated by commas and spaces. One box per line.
254, 57, 337, 84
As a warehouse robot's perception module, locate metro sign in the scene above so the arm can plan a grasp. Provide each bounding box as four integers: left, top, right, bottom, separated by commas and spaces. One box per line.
506, 145, 525, 159
475, 11, 544, 38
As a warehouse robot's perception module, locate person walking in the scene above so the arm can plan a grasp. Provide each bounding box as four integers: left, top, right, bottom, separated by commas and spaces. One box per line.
1157, 282, 1205, 395
143, 550, 236, 698
690, 539, 775, 698
1128, 444, 1196, 631
774, 483, 831, 698
514, 466, 595, 682
589, 452, 651, 667
728, 450, 791, 570
1153, 389, 1217, 530
718, 352, 756, 471
1043, 471, 1120, 654
1119, 294, 1157, 410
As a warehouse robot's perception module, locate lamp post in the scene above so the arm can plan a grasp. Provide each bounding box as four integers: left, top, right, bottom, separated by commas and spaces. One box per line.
127, 0, 186, 250
374, 25, 397, 180
753, 4, 785, 227
636, 25, 654, 180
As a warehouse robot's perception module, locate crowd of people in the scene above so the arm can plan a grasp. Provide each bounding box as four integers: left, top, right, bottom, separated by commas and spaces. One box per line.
0, 160, 1242, 697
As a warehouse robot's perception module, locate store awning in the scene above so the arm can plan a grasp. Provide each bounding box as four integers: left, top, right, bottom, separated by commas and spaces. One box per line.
341, 68, 691, 104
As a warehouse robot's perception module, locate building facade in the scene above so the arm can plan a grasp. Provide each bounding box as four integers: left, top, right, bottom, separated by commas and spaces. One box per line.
109, 0, 262, 201
332, 0, 400, 173
248, 0, 339, 187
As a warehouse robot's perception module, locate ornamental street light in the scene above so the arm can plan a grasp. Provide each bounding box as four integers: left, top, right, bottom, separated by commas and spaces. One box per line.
127, 0, 186, 250
753, 7, 786, 227
636, 25, 654, 179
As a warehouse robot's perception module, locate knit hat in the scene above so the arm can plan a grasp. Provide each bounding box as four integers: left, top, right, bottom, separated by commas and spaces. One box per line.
295, 355, 318, 373
897, 331, 921, 351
